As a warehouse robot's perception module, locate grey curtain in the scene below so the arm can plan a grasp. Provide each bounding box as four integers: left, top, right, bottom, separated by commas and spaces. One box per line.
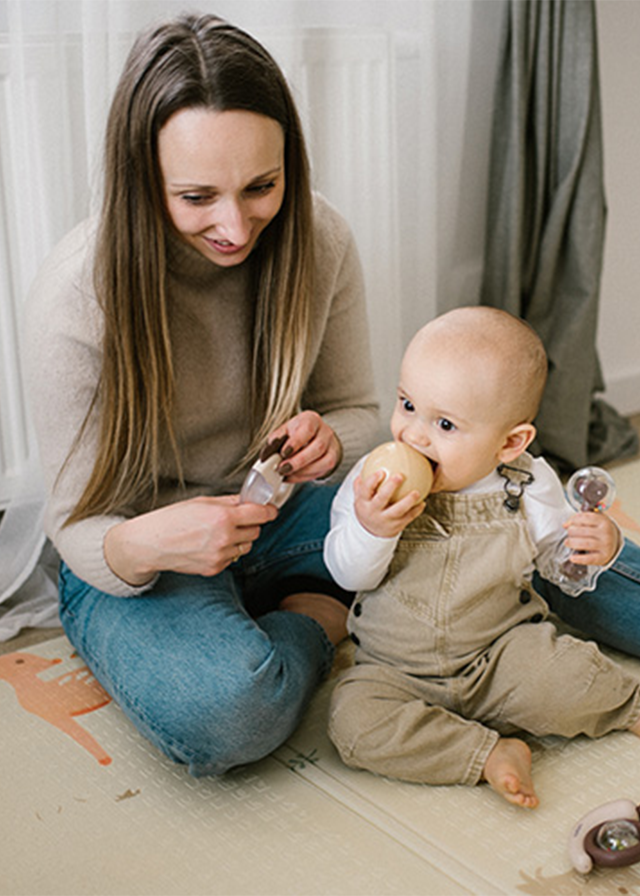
480, 0, 638, 474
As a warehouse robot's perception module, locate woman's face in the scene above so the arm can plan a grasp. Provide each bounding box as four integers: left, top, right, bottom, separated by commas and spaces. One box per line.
159, 107, 286, 267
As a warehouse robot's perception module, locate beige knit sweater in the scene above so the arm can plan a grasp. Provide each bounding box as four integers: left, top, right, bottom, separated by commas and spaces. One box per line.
26, 193, 379, 596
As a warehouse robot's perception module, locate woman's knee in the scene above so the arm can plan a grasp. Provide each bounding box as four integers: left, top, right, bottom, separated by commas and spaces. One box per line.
128, 644, 310, 775
62, 572, 326, 774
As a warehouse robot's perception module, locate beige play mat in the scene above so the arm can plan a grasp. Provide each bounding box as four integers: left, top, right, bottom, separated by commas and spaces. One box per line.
3, 458, 640, 896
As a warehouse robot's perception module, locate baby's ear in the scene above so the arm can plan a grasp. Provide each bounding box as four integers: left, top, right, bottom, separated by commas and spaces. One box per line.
498, 423, 536, 464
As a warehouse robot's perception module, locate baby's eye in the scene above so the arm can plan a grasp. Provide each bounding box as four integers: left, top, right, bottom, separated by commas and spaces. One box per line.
436, 417, 456, 432
400, 397, 415, 413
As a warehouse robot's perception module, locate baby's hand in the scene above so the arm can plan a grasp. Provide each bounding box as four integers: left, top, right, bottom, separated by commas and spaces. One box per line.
354, 470, 425, 538
563, 511, 620, 567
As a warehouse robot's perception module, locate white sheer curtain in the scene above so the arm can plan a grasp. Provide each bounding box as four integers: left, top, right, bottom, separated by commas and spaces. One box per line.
0, 0, 497, 636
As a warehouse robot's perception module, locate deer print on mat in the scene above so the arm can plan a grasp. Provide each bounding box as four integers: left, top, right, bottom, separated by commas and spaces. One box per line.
0, 651, 112, 765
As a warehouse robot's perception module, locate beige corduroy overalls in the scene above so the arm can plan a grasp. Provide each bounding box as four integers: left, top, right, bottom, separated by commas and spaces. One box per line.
329, 464, 640, 785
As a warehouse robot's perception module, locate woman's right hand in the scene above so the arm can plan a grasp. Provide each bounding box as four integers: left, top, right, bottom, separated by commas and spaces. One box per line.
104, 495, 278, 586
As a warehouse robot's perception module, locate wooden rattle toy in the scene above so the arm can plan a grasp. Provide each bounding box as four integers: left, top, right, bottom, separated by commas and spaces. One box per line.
569, 798, 640, 874
361, 441, 433, 503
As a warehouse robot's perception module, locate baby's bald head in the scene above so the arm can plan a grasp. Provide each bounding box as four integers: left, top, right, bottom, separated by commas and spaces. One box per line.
407, 307, 548, 428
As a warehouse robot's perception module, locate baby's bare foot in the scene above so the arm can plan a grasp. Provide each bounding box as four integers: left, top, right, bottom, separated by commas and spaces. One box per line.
482, 738, 539, 809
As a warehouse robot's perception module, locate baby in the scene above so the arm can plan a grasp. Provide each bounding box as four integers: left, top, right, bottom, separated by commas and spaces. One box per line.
324, 306, 640, 808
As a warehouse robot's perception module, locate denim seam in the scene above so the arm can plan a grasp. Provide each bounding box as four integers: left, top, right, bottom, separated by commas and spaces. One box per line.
611, 560, 640, 585
303, 615, 336, 679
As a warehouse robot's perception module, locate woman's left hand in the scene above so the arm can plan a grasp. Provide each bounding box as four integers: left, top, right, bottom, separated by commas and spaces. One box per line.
266, 410, 342, 482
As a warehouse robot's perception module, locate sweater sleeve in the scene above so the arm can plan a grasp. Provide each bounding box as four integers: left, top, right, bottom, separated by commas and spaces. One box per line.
303, 195, 381, 478
24, 220, 155, 597
323, 458, 399, 591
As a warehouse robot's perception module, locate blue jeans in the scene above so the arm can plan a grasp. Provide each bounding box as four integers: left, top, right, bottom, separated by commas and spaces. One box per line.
58, 483, 342, 776
535, 538, 640, 656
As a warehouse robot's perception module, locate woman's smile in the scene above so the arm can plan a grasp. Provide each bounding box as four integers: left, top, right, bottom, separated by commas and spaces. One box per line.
202, 235, 249, 257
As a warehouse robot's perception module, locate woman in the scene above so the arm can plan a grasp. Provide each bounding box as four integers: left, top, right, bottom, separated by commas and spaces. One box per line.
26, 12, 379, 775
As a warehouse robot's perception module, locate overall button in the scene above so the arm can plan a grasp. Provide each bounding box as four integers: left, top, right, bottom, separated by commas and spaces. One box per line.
530, 613, 543, 623
353, 603, 363, 617
519, 590, 531, 604
350, 633, 361, 646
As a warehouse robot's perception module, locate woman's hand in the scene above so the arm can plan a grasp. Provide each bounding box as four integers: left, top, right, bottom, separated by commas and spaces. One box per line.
354, 470, 424, 538
104, 495, 278, 586
266, 410, 343, 482
563, 511, 620, 567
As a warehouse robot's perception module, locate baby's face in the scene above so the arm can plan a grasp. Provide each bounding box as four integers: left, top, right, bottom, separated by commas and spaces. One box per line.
390, 341, 513, 493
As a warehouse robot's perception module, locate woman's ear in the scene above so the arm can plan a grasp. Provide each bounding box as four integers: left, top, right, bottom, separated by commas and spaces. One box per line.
498, 423, 536, 465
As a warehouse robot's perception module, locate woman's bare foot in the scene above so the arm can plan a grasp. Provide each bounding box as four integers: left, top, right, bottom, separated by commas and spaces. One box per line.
482, 737, 539, 809
279, 593, 348, 646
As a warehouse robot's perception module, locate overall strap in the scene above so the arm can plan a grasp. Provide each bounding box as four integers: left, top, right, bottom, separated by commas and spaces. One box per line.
497, 455, 535, 513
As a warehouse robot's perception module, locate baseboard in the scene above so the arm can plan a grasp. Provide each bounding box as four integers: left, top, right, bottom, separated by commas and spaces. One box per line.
602, 371, 640, 417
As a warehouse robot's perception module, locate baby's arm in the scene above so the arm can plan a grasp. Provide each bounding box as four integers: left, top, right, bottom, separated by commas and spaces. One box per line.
563, 511, 621, 567
324, 460, 421, 591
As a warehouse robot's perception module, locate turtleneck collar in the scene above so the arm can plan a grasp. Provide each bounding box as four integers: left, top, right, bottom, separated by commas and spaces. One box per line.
166, 225, 252, 289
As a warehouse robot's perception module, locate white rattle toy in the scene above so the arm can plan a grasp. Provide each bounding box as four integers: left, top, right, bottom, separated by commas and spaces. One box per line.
239, 436, 294, 508
555, 466, 616, 596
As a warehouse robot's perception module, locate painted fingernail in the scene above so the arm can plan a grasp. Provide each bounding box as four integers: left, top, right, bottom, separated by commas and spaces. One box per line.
281, 444, 294, 459
260, 435, 287, 462
278, 462, 293, 476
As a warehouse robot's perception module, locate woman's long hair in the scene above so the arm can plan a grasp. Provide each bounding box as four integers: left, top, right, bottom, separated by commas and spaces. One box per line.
66, 13, 314, 523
